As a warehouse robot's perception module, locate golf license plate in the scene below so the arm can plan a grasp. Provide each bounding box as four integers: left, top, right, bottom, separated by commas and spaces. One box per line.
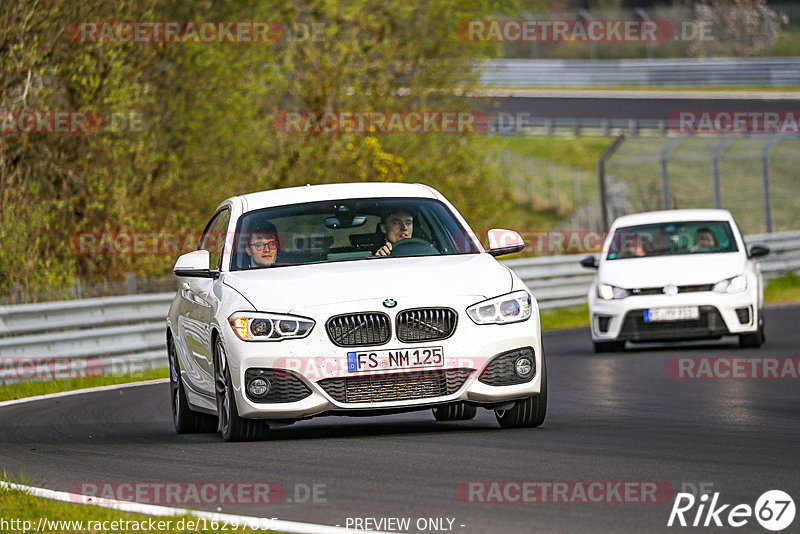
347, 346, 443, 372
644, 306, 700, 322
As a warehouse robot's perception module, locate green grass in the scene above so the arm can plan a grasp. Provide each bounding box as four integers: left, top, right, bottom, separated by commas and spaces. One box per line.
0, 474, 281, 534
0, 368, 169, 403
540, 304, 590, 331
764, 272, 800, 304
484, 135, 610, 172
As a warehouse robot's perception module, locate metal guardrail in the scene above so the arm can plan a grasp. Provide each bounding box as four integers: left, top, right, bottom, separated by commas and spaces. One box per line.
479, 58, 800, 87
0, 293, 174, 382
0, 230, 798, 381
506, 230, 800, 309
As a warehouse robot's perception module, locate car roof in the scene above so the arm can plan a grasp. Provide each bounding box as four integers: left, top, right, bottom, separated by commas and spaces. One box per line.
611, 209, 735, 229
234, 182, 440, 212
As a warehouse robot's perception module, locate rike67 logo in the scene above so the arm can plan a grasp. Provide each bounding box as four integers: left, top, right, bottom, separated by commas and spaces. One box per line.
668, 490, 795, 531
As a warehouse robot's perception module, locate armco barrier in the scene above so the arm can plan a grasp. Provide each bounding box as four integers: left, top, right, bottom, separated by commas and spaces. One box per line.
0, 294, 173, 383
0, 231, 798, 381
478, 58, 800, 88
507, 230, 800, 309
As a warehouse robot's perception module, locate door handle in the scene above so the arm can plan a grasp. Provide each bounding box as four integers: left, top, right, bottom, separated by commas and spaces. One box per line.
182, 282, 191, 290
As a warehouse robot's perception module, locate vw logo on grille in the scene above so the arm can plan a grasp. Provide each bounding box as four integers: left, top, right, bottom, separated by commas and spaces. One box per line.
663, 284, 679, 296
383, 298, 397, 308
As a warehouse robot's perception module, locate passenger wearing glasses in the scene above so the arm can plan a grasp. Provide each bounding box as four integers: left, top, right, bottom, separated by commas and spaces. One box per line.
245, 221, 280, 267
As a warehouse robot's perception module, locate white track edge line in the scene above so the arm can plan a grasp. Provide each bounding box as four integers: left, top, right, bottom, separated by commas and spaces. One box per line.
0, 378, 171, 409
0, 380, 397, 534
0, 480, 392, 534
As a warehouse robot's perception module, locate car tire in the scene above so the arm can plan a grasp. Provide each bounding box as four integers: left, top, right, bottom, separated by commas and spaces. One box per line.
593, 341, 624, 353
432, 402, 477, 421
168, 336, 217, 434
495, 356, 547, 429
738, 332, 762, 348
739, 307, 765, 349
214, 339, 269, 442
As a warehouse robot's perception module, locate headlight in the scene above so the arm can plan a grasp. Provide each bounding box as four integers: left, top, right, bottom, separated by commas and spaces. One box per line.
467, 291, 532, 325
713, 275, 747, 294
597, 283, 629, 300
228, 312, 315, 341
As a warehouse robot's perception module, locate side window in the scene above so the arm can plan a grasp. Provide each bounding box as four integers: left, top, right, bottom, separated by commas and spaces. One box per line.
198, 208, 231, 270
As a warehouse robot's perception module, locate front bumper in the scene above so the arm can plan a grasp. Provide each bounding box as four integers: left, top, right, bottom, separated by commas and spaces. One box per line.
589, 289, 759, 343
222, 299, 543, 420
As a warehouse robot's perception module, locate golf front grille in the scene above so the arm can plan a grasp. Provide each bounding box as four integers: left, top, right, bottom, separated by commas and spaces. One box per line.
317, 368, 471, 403
619, 306, 729, 342
326, 312, 391, 347
395, 308, 457, 342
629, 284, 714, 296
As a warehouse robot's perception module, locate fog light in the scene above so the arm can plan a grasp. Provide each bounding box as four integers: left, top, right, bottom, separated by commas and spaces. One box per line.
247, 377, 270, 398
514, 356, 533, 378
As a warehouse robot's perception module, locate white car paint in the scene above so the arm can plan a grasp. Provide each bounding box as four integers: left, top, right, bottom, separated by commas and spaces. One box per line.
166, 182, 546, 439
583, 209, 766, 352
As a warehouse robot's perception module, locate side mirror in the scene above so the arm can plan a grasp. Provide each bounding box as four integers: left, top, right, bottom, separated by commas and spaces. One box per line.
580, 255, 598, 269
748, 244, 770, 259
487, 229, 525, 257
174, 250, 217, 278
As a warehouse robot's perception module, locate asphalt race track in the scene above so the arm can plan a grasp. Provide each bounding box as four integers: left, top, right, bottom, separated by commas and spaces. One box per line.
1, 305, 799, 533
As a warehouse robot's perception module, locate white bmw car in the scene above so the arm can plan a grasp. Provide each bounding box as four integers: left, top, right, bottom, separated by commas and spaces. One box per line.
166, 182, 546, 441
580, 209, 769, 353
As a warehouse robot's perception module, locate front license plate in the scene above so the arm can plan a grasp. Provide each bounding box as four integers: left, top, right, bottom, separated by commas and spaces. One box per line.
346, 347, 443, 373
644, 306, 700, 322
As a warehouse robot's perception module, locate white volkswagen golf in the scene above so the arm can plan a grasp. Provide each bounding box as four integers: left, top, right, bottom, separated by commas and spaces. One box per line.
581, 209, 769, 353
166, 182, 546, 441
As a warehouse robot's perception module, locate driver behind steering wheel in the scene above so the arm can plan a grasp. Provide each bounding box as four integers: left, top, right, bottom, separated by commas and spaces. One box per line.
374, 208, 414, 257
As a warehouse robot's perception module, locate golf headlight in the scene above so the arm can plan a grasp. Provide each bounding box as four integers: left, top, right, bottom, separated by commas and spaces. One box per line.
228, 312, 314, 341
713, 275, 747, 294
467, 291, 532, 325
597, 283, 630, 300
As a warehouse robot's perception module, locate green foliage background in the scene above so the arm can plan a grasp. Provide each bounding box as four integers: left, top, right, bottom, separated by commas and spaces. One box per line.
0, 0, 538, 298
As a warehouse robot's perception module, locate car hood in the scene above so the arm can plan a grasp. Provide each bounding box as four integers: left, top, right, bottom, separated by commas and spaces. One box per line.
598, 253, 745, 288
223, 254, 512, 313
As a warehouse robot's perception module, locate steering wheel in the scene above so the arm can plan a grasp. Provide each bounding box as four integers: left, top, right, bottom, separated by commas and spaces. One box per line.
390, 237, 439, 257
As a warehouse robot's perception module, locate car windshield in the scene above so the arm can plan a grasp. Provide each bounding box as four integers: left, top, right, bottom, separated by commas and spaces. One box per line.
606, 221, 739, 260
231, 197, 480, 270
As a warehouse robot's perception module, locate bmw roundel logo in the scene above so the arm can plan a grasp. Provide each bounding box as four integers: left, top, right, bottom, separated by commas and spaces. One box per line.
383, 298, 397, 308
663, 284, 679, 297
